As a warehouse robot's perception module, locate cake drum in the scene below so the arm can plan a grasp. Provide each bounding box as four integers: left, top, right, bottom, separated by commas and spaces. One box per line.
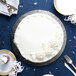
11, 10, 67, 67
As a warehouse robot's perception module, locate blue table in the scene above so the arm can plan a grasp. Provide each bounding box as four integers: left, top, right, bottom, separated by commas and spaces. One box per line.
0, 0, 76, 76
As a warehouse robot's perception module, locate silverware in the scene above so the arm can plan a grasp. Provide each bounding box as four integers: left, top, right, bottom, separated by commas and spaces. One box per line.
0, 0, 17, 12
64, 55, 76, 70
61, 59, 76, 76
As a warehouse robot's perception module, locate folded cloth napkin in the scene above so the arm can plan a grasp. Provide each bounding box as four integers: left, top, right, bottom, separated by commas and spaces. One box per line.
0, 0, 19, 16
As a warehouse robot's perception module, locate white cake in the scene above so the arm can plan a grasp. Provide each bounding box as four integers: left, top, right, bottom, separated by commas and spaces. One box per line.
14, 12, 64, 63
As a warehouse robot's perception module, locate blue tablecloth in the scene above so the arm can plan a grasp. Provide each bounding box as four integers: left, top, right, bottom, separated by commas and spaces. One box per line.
0, 0, 76, 76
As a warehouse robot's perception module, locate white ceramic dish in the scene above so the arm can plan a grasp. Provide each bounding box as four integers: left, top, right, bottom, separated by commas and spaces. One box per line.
0, 50, 16, 75
54, 0, 76, 15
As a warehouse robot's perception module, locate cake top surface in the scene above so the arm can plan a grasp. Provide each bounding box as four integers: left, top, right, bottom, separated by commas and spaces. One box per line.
14, 12, 64, 63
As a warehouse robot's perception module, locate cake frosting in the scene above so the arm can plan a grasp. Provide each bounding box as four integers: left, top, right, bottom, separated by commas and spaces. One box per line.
14, 12, 64, 63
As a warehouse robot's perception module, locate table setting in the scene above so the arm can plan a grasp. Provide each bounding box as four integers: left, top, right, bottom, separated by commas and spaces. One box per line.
0, 0, 76, 76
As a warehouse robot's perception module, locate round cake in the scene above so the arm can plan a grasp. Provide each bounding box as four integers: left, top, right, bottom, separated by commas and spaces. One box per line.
13, 11, 64, 63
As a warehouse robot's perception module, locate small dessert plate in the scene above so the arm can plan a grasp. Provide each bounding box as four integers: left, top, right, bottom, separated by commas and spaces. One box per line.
0, 50, 16, 75
54, 0, 76, 15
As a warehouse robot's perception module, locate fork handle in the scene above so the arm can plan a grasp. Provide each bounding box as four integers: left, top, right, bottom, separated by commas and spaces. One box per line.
65, 63, 76, 76
72, 63, 76, 70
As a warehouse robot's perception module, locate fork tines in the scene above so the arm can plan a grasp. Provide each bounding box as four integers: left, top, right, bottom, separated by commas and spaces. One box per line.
64, 55, 72, 63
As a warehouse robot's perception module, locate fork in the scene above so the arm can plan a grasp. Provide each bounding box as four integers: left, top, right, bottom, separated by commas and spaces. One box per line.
64, 55, 76, 70
61, 59, 76, 76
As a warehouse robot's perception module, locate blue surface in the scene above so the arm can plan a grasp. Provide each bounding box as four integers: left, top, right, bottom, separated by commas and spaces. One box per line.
0, 0, 76, 76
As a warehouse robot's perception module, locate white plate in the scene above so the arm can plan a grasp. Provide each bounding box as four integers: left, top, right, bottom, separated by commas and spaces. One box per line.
0, 50, 16, 75
54, 0, 76, 15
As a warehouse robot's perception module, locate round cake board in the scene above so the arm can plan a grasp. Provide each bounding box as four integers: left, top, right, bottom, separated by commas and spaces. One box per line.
11, 10, 67, 67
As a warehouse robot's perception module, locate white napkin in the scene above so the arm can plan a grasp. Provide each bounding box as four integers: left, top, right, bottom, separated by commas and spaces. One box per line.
0, 0, 19, 16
